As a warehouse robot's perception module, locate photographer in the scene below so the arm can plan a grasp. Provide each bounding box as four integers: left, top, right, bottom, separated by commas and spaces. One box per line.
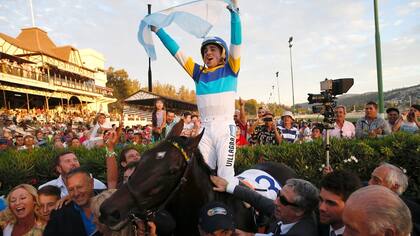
393, 104, 420, 134
251, 112, 282, 145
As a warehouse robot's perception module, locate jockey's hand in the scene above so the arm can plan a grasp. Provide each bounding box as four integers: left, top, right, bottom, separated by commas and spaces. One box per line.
150, 25, 159, 33
210, 175, 228, 192
231, 0, 239, 8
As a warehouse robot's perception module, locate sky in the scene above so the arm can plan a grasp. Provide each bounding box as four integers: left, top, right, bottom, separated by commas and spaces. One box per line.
1, 0, 419, 106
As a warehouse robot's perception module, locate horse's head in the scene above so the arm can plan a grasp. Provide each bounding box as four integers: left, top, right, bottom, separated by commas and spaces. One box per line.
99, 120, 204, 230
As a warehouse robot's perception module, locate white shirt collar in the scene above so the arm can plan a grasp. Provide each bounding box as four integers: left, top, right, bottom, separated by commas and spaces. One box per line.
278, 221, 298, 234
330, 225, 345, 235
55, 175, 69, 197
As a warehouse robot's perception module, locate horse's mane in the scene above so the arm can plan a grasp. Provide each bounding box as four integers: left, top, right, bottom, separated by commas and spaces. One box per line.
166, 135, 215, 176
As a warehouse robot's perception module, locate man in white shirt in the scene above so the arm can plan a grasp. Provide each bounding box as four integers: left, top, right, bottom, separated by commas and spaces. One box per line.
328, 106, 355, 139
38, 151, 106, 198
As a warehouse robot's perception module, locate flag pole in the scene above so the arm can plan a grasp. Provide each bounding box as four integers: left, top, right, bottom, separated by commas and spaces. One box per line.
28, 0, 36, 27
147, 4, 153, 92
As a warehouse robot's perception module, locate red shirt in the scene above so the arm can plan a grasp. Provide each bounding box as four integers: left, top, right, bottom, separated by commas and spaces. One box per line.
236, 121, 248, 146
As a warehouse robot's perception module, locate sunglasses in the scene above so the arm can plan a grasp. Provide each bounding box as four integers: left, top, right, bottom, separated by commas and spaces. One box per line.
277, 192, 299, 207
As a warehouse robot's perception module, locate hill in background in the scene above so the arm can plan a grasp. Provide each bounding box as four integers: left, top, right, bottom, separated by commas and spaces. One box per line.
297, 84, 420, 112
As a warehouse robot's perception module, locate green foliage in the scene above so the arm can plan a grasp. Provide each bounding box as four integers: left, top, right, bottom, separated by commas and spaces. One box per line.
0, 145, 150, 196
0, 133, 419, 198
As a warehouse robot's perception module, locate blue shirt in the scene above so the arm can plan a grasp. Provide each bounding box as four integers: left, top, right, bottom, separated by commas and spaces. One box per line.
73, 204, 97, 236
0, 196, 6, 211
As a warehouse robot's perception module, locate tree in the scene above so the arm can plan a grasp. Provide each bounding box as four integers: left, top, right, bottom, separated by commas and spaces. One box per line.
106, 67, 141, 112
242, 99, 258, 116
142, 82, 197, 103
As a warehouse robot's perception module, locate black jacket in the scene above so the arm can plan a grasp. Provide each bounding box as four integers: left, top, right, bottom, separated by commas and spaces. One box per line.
43, 201, 101, 236
402, 196, 420, 236
232, 185, 319, 236
267, 214, 319, 236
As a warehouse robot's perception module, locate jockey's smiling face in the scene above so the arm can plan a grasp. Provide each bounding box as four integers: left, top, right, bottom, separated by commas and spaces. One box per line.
203, 44, 224, 68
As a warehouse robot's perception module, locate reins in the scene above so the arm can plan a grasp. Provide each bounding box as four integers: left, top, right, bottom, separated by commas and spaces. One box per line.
126, 140, 193, 222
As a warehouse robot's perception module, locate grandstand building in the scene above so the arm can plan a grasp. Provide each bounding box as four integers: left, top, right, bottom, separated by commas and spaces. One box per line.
0, 27, 116, 113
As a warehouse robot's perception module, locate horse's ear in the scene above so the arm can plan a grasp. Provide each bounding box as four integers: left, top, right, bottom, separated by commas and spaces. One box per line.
186, 129, 205, 150
166, 119, 184, 138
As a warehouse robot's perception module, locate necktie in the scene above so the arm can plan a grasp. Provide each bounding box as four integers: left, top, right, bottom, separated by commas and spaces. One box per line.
273, 223, 282, 236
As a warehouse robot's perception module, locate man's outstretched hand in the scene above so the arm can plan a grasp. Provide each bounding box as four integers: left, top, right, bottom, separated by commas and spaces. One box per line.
150, 25, 158, 33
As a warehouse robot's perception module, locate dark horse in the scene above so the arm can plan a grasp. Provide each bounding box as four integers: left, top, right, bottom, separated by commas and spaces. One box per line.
100, 121, 297, 235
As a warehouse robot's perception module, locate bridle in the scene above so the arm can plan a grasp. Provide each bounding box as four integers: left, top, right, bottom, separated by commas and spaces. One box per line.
126, 140, 193, 222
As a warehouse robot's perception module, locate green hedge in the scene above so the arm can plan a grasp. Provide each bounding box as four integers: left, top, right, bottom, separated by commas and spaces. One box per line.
0, 133, 419, 198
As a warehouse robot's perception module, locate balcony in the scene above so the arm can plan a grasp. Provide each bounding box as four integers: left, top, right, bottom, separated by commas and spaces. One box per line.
0, 61, 113, 97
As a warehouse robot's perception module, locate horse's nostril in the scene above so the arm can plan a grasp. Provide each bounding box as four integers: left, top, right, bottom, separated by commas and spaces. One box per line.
111, 210, 121, 221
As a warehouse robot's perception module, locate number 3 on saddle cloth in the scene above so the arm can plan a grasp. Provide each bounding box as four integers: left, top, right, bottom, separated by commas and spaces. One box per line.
236, 169, 282, 229
237, 169, 281, 200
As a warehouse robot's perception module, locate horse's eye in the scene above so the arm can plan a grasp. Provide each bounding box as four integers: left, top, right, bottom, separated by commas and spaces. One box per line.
156, 151, 166, 159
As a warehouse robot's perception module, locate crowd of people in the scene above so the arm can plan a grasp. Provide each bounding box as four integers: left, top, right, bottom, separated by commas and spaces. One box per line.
0, 99, 418, 236
0, 59, 46, 83
1, 0, 419, 233
0, 107, 156, 152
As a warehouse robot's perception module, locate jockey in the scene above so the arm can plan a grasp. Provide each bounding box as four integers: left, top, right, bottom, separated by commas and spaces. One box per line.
151, 0, 241, 186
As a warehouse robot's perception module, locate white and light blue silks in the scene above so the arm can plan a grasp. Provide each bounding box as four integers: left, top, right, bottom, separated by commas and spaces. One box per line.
138, 0, 235, 60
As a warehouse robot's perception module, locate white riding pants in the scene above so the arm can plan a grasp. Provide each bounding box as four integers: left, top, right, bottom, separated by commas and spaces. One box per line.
199, 117, 238, 185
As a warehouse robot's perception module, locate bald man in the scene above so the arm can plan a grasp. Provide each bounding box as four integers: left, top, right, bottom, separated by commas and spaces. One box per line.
343, 185, 412, 236
368, 163, 420, 235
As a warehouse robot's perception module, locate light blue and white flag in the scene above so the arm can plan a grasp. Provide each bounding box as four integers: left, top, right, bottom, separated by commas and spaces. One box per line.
138, 0, 234, 60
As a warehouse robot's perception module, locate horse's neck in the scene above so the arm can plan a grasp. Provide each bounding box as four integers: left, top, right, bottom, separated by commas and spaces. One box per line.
188, 155, 215, 201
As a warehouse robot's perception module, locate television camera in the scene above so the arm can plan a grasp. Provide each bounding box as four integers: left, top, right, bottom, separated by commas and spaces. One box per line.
307, 78, 354, 167
307, 78, 354, 129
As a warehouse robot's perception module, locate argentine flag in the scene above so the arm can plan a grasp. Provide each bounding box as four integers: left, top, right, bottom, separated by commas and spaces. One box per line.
138, 0, 235, 60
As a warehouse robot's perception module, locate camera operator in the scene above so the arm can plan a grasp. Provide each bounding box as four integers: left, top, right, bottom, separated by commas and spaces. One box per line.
393, 104, 420, 134
251, 112, 282, 145
328, 105, 355, 139
355, 101, 391, 138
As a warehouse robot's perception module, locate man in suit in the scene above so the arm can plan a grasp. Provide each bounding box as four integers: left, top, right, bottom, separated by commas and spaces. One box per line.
369, 163, 420, 236
318, 171, 362, 236
211, 176, 320, 235
44, 167, 101, 236
343, 185, 412, 236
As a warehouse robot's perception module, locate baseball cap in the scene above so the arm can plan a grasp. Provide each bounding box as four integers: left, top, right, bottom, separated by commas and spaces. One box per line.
198, 202, 234, 233
281, 111, 295, 120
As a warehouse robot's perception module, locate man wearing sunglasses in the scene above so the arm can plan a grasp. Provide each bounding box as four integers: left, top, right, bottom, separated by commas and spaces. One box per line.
211, 176, 319, 235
